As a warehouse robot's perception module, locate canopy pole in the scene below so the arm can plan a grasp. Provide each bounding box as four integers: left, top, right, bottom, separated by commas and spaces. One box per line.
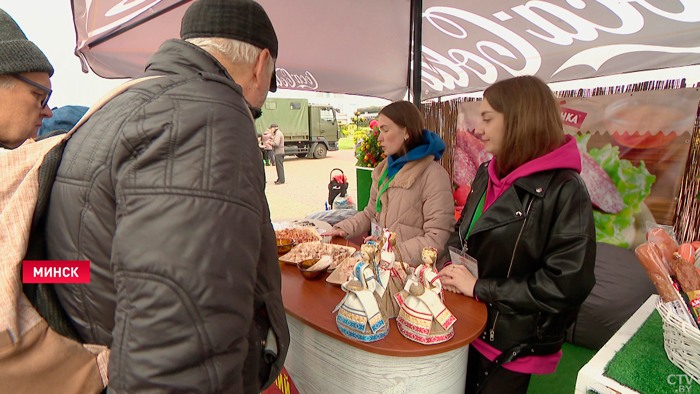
411, 0, 423, 110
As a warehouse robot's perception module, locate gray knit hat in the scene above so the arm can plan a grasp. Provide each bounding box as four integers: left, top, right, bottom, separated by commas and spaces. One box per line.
181, 0, 277, 91
0, 8, 54, 77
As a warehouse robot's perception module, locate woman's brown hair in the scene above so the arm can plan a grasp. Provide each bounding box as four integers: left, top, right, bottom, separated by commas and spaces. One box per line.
378, 101, 425, 154
483, 76, 565, 176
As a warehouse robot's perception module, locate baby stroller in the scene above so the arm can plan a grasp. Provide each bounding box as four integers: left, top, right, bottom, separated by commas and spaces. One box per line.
328, 168, 352, 209
305, 168, 357, 225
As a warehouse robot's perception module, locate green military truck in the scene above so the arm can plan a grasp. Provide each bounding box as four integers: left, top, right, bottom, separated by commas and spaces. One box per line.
255, 98, 340, 159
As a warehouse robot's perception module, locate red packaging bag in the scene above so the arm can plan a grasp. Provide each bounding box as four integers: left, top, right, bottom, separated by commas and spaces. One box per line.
261, 366, 300, 394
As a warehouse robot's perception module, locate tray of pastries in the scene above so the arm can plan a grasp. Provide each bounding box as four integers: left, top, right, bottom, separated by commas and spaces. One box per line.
325, 255, 361, 286
274, 225, 322, 244
279, 241, 355, 268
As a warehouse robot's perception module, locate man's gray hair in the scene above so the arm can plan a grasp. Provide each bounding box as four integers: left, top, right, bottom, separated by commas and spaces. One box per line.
0, 75, 17, 89
186, 37, 274, 75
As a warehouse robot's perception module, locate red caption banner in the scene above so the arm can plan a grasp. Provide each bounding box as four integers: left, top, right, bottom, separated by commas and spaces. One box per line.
23, 261, 91, 283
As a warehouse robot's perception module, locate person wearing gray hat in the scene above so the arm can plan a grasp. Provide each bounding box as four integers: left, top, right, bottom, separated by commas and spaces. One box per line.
0, 8, 54, 149
43, 1, 288, 393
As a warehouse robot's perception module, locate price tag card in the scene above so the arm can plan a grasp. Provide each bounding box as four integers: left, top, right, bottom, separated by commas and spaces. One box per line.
448, 246, 479, 278
371, 221, 382, 238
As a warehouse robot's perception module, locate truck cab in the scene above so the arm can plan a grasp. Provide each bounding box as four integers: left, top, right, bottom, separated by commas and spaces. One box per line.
306, 105, 339, 158
255, 98, 340, 159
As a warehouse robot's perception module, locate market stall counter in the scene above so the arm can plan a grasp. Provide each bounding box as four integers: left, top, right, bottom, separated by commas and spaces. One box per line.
279, 236, 487, 394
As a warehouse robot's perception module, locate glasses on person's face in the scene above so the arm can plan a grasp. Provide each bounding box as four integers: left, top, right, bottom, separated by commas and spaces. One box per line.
11, 74, 52, 109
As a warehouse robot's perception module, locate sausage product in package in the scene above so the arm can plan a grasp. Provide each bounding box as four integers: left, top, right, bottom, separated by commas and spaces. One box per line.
670, 253, 700, 325
635, 242, 680, 303
678, 243, 696, 265
646, 227, 679, 273
671, 252, 700, 291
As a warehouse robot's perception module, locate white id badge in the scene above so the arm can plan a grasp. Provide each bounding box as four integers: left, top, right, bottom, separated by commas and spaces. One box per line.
371, 221, 382, 238
448, 246, 479, 278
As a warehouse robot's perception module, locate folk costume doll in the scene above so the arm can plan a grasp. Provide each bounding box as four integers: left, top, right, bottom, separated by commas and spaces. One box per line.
359, 241, 380, 277
334, 260, 389, 342
358, 241, 390, 318
395, 247, 456, 344
376, 234, 407, 319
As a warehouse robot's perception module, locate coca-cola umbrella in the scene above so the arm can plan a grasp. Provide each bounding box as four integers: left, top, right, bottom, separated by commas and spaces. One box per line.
72, 0, 700, 101
71, 0, 412, 101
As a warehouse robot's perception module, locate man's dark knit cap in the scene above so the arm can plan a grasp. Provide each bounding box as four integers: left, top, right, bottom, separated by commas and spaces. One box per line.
180, 0, 278, 91
0, 8, 54, 77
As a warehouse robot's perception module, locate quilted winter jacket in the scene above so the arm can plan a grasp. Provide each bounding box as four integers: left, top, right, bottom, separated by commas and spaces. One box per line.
334, 155, 455, 266
43, 39, 289, 394
445, 162, 596, 354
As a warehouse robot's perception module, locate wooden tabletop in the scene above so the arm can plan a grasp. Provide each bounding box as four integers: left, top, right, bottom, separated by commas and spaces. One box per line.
279, 238, 488, 357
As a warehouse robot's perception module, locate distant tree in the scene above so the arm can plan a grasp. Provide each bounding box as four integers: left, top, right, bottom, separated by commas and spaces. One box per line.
358, 105, 384, 113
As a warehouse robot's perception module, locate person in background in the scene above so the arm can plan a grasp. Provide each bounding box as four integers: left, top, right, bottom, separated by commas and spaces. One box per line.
440, 75, 596, 394
324, 101, 455, 266
43, 0, 289, 393
270, 123, 285, 183
257, 131, 266, 164
37, 105, 88, 136
262, 126, 274, 165
0, 8, 53, 150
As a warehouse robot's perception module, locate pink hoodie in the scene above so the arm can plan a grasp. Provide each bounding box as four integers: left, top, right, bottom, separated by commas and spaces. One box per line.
484, 134, 581, 210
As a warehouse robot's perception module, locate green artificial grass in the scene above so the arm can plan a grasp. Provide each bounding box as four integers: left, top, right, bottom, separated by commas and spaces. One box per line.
526, 342, 597, 394
604, 310, 700, 393
338, 137, 354, 150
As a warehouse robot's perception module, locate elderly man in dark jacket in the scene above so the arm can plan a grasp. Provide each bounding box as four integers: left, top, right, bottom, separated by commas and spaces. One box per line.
44, 1, 289, 393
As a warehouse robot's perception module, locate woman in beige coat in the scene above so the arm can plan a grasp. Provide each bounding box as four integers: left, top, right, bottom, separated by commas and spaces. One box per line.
325, 101, 455, 266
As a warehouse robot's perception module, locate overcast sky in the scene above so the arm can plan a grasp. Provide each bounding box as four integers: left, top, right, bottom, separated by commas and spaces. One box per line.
1, 1, 124, 108
2, 1, 698, 110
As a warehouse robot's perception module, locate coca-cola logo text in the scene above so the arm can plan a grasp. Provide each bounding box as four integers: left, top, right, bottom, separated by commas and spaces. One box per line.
422, 1, 700, 95
276, 68, 319, 90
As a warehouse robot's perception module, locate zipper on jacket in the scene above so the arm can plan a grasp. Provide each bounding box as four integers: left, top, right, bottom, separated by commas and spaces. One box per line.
489, 198, 535, 342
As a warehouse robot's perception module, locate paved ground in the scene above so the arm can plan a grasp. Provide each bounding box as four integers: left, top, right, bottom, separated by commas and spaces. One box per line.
264, 149, 360, 220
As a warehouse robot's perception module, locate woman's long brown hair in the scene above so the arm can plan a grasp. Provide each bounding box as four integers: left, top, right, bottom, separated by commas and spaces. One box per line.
483, 76, 565, 176
379, 101, 425, 155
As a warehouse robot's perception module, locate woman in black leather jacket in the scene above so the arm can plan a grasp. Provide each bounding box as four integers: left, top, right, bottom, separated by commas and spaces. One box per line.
440, 76, 596, 394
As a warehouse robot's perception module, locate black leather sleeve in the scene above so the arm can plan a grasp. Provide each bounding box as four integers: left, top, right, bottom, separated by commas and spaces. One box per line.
474, 175, 596, 315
